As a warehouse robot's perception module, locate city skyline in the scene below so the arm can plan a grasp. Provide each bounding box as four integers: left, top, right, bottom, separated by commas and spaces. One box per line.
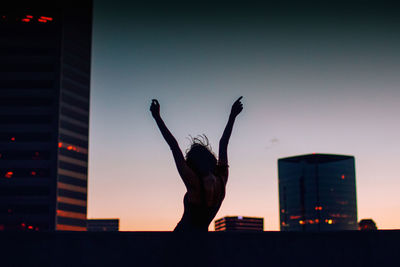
88, 1, 400, 231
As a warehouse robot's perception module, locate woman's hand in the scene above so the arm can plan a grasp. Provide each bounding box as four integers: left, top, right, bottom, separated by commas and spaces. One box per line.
230, 96, 243, 118
150, 99, 161, 119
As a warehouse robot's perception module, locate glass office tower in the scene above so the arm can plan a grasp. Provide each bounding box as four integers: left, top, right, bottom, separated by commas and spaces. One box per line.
278, 154, 357, 231
0, 2, 92, 231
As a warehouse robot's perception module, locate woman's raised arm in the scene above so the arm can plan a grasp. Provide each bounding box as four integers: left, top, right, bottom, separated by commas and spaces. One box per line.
218, 96, 243, 166
150, 99, 196, 188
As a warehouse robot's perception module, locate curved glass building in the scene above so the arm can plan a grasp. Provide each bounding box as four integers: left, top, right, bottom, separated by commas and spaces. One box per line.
278, 154, 357, 231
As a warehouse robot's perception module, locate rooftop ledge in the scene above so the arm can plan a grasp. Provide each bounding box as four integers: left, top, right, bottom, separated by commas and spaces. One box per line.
1, 230, 398, 266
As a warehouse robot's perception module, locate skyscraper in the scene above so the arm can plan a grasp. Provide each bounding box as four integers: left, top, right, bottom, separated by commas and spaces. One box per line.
215, 216, 264, 231
0, 2, 92, 231
278, 154, 357, 231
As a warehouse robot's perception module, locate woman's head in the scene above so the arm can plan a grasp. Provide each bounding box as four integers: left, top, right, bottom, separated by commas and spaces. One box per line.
185, 135, 217, 177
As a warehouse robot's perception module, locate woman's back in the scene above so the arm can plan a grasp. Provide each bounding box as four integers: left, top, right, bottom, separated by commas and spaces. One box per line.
174, 169, 227, 232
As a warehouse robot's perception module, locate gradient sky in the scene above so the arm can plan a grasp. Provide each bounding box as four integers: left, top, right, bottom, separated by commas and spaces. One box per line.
88, 1, 400, 231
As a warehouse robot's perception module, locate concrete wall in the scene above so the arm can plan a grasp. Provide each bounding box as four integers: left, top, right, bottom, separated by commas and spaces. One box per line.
0, 231, 398, 266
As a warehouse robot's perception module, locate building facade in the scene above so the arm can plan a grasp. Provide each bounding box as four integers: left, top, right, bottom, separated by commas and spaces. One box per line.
87, 219, 120, 232
359, 219, 377, 230
215, 216, 264, 231
0, 2, 92, 231
278, 154, 357, 231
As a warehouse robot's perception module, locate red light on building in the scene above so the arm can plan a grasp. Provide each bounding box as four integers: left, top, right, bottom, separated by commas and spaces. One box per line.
67, 146, 73, 150
21, 18, 30, 22
38, 19, 47, 23
11, 137, 16, 141
40, 16, 53, 21
315, 206, 323, 211
21, 223, 26, 228
0, 225, 4, 230
341, 174, 346, 180
26, 15, 33, 18
5, 171, 13, 178
28, 226, 34, 230
299, 220, 305, 225
58, 142, 63, 148
31, 171, 37, 176
290, 215, 301, 220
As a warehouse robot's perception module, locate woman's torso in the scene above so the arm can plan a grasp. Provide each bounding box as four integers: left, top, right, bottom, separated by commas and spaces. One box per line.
174, 172, 226, 232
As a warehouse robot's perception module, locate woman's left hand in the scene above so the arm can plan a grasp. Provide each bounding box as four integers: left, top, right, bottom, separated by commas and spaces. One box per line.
150, 99, 161, 118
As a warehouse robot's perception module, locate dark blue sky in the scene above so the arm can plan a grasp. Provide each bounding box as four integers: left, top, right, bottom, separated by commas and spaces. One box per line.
88, 1, 400, 230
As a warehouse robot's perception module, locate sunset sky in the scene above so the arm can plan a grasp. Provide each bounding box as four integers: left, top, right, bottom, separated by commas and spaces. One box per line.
88, 1, 400, 231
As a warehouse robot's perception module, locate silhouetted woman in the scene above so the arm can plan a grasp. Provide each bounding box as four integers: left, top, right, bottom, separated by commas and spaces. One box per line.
150, 97, 243, 232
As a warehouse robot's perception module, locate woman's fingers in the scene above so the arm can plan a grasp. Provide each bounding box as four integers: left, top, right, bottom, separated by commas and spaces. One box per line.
151, 99, 160, 108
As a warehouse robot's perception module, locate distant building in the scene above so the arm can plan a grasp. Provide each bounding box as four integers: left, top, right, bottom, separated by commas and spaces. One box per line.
0, 1, 92, 231
359, 219, 377, 230
278, 154, 358, 231
215, 216, 264, 231
87, 219, 119, 232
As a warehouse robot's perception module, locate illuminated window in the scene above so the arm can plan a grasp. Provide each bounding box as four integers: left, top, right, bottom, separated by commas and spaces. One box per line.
325, 219, 333, 224
40, 16, 53, 21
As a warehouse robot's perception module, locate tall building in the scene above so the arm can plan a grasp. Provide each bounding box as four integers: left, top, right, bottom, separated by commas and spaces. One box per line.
0, 2, 92, 231
87, 219, 120, 232
278, 154, 357, 231
215, 216, 264, 231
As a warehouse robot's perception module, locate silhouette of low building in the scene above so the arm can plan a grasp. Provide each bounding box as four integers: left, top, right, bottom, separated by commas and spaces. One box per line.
215, 216, 264, 231
359, 219, 377, 230
87, 219, 119, 232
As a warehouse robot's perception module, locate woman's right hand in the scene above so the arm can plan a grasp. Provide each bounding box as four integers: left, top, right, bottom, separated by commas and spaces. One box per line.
150, 99, 160, 118
230, 96, 243, 118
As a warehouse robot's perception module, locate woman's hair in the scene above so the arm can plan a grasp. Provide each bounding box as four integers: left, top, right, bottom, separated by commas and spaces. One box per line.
185, 135, 217, 176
